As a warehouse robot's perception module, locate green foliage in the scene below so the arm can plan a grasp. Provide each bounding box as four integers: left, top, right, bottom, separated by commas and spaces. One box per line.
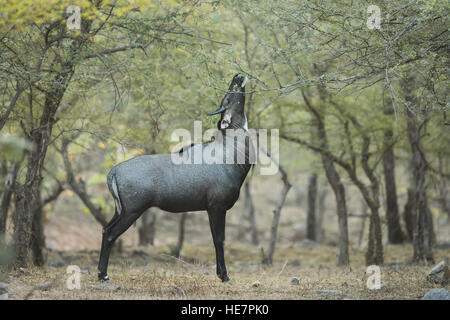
0, 0, 448, 224
0, 134, 32, 161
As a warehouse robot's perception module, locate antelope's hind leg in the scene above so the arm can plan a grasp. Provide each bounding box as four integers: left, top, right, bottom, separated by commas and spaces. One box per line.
97, 206, 143, 282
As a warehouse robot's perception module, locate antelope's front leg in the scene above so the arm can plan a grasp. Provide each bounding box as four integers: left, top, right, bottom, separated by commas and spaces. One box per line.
207, 209, 230, 283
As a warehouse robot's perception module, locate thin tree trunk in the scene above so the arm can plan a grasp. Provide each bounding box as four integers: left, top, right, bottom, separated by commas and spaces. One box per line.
436, 157, 450, 221
244, 179, 259, 245
61, 139, 108, 227
322, 156, 349, 266
139, 209, 157, 246
358, 199, 368, 248
437, 183, 450, 221
306, 173, 317, 241
316, 187, 327, 243
403, 188, 414, 241
309, 88, 349, 266
282, 87, 351, 265
382, 129, 404, 244
366, 204, 384, 265
171, 213, 187, 258
13, 129, 51, 266
262, 160, 291, 265
29, 180, 64, 266
405, 80, 434, 263
424, 195, 437, 246
0, 162, 19, 235
13, 70, 73, 266
30, 191, 45, 266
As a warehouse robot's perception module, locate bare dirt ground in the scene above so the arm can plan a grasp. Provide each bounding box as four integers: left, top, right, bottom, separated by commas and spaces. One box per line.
4, 244, 450, 300
2, 175, 450, 299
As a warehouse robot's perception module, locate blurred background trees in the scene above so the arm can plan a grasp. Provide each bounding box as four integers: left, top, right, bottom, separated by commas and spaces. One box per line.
0, 0, 448, 268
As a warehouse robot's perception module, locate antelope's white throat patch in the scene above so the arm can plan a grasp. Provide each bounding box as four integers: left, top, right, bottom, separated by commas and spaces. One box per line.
221, 111, 232, 129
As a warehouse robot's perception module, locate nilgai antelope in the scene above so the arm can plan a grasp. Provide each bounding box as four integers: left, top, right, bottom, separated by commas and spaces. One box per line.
98, 74, 253, 283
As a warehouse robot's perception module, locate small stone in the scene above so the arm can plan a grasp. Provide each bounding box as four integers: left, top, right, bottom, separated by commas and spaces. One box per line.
316, 290, 342, 297
0, 282, 9, 300
427, 261, 450, 285
252, 280, 261, 288
93, 284, 120, 291
422, 289, 450, 300
0, 282, 9, 293
291, 277, 300, 285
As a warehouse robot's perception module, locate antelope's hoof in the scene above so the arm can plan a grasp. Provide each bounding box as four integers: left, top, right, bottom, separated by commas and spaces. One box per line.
220, 275, 231, 284
223, 279, 232, 285
98, 273, 110, 282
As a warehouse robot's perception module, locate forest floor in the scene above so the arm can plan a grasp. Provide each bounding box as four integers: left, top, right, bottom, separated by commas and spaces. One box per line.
2, 175, 449, 300
3, 243, 449, 300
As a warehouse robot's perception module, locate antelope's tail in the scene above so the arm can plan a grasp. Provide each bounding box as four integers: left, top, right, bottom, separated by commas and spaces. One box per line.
107, 170, 123, 215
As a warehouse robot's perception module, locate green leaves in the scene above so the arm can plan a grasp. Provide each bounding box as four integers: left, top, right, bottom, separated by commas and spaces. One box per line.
0, 134, 33, 162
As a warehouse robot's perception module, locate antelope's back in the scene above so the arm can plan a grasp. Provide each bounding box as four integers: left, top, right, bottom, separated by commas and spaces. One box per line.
109, 153, 244, 214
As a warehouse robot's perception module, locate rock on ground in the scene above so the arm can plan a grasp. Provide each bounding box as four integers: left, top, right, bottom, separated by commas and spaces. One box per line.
427, 261, 450, 285
291, 277, 300, 285
422, 289, 450, 300
0, 282, 9, 300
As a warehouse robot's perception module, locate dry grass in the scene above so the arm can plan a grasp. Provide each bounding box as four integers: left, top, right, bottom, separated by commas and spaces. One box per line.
3, 173, 449, 300
3, 243, 449, 300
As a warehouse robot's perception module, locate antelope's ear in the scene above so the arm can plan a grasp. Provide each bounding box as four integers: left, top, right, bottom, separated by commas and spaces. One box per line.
241, 76, 247, 88
233, 74, 247, 88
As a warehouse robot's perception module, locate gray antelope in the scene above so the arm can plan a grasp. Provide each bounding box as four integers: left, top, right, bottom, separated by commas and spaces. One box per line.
98, 74, 253, 283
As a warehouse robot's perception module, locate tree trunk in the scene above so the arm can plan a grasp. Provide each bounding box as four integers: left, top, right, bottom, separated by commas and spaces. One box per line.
322, 156, 349, 266
358, 199, 368, 248
13, 130, 50, 267
171, 213, 187, 258
306, 173, 317, 241
357, 174, 383, 266
262, 164, 291, 265
365, 204, 384, 265
435, 156, 450, 221
0, 162, 19, 235
61, 139, 108, 227
382, 129, 404, 244
244, 179, 259, 245
30, 190, 45, 266
13, 78, 70, 267
316, 187, 327, 243
424, 195, 437, 247
405, 88, 434, 263
138, 209, 157, 246
403, 188, 414, 241
313, 90, 349, 266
